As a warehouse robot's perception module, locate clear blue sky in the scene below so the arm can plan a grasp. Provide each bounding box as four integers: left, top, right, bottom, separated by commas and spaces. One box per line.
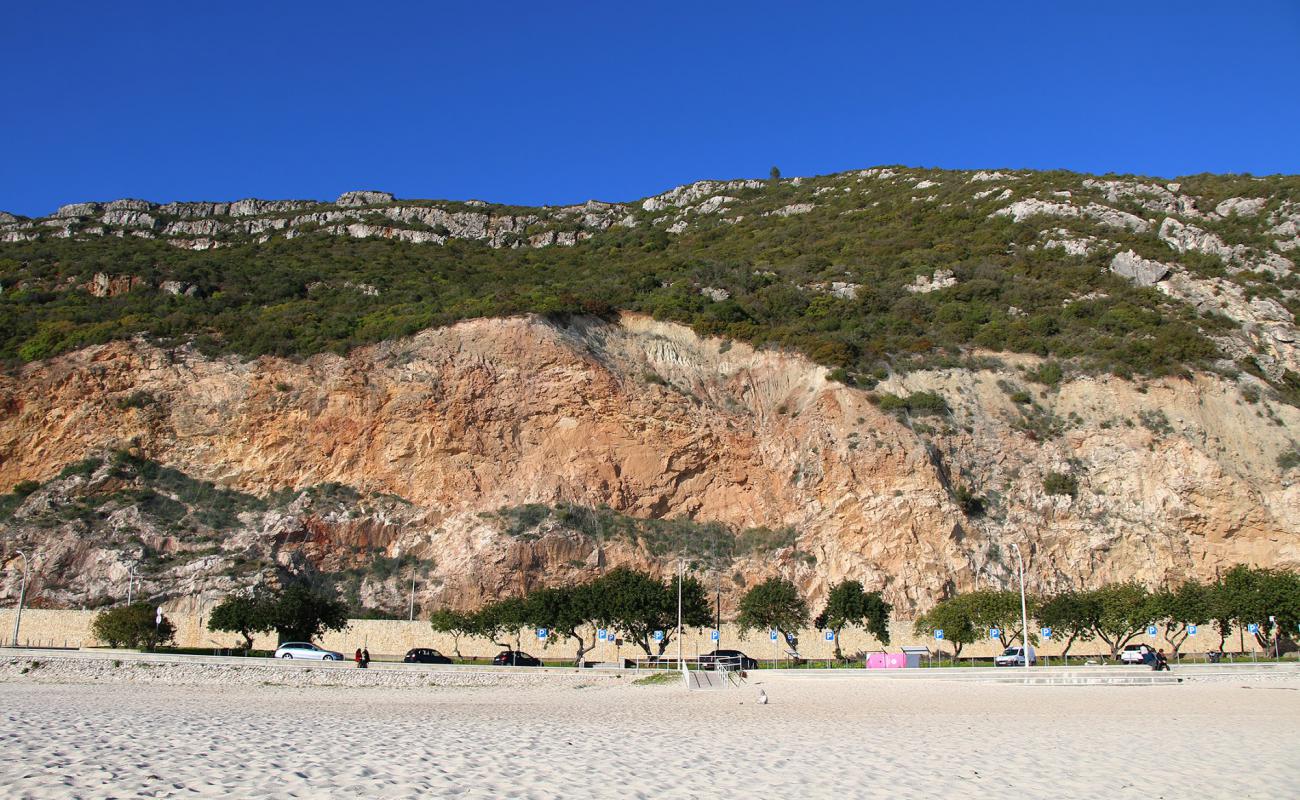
2, 2, 1297, 217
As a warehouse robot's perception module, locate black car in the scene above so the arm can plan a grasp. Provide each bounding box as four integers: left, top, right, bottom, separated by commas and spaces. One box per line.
403, 648, 453, 664
492, 650, 542, 667
697, 649, 759, 671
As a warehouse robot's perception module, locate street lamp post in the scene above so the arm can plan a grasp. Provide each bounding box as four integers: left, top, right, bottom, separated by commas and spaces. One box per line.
1009, 543, 1030, 673
10, 550, 28, 648
409, 576, 416, 622
126, 564, 139, 605
677, 558, 685, 682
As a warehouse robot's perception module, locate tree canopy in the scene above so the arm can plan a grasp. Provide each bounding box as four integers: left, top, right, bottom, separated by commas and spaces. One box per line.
814, 579, 891, 658
737, 577, 810, 651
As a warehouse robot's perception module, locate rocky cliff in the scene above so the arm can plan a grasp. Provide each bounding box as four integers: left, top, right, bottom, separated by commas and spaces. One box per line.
2, 313, 1296, 615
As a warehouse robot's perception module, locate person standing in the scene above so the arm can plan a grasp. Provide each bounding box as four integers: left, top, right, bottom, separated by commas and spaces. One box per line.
355, 648, 364, 668
362, 647, 371, 668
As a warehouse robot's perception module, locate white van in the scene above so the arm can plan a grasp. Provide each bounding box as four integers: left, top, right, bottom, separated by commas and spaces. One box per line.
994, 645, 1037, 666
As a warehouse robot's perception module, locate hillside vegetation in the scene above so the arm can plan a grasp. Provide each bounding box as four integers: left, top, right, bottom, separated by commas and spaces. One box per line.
2, 166, 1298, 400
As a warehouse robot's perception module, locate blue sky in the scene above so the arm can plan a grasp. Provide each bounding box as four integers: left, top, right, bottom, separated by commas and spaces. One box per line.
2, 2, 1297, 216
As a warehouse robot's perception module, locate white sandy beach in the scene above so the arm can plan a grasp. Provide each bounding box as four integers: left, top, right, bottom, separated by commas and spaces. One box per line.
2, 673, 1298, 799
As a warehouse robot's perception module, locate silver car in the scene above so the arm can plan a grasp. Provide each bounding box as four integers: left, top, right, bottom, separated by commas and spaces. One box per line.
274, 642, 345, 661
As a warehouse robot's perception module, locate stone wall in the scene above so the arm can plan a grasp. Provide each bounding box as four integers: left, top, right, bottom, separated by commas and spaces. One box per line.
0, 607, 1219, 660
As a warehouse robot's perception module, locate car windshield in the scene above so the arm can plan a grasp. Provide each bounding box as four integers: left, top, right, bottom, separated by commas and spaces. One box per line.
1003, 648, 1020, 655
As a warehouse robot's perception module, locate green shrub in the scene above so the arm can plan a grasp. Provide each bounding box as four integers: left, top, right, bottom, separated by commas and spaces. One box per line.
1043, 472, 1078, 497
1279, 450, 1300, 472
91, 603, 176, 650
116, 391, 157, 410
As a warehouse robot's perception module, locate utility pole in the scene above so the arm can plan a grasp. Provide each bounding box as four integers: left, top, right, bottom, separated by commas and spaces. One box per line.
10, 550, 28, 647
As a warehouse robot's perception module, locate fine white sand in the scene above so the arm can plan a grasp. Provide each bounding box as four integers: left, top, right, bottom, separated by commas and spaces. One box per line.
2, 674, 1298, 798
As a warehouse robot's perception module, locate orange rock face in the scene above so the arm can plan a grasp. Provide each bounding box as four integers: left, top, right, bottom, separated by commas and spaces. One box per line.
1, 314, 1296, 613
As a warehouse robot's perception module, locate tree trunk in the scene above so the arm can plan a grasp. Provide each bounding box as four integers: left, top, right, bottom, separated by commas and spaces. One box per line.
1060, 632, 1077, 658
833, 627, 844, 660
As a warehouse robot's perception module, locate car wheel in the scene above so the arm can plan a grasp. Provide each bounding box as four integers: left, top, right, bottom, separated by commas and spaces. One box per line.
281, 654, 293, 659
322, 655, 335, 661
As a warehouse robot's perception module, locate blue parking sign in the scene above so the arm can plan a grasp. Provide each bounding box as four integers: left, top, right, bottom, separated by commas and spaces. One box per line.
1187, 624, 1197, 636
1147, 626, 1158, 637
769, 630, 779, 641
597, 628, 607, 641
934, 629, 945, 640
989, 628, 1001, 639
536, 628, 548, 640
1041, 627, 1052, 639
1248, 623, 1259, 634
654, 630, 664, 642
711, 629, 720, 641
825, 630, 835, 641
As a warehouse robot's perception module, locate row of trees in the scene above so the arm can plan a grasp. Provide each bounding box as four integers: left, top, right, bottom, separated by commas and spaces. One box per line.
913, 566, 1300, 658
429, 570, 892, 665
191, 565, 1294, 662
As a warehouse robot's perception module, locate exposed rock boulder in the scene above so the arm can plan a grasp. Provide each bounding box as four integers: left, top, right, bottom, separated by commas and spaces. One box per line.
1216, 197, 1266, 218
86, 273, 144, 298
992, 199, 1079, 223
336, 190, 396, 207
1110, 250, 1171, 286
55, 202, 101, 218
159, 280, 199, 297
101, 209, 158, 229
907, 269, 957, 293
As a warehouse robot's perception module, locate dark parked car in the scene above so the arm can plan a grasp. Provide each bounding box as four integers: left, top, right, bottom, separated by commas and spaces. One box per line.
403, 648, 453, 665
493, 650, 542, 667
697, 649, 759, 671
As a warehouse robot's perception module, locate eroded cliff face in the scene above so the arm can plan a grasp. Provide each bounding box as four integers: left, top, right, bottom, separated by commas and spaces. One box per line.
1, 314, 1297, 614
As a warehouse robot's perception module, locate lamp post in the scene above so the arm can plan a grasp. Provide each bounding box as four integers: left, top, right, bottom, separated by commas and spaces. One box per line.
409, 576, 416, 622
10, 550, 28, 648
126, 564, 139, 605
677, 558, 685, 681
1009, 543, 1030, 673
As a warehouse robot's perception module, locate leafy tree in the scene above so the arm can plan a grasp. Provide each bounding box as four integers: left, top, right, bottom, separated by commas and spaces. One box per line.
428, 608, 476, 658
960, 589, 1037, 650
1219, 565, 1300, 652
736, 577, 809, 651
769, 166, 781, 180
813, 579, 891, 659
1148, 579, 1215, 657
1085, 582, 1154, 657
207, 589, 274, 650
1035, 590, 1096, 657
91, 603, 176, 650
523, 584, 601, 666
591, 567, 709, 658
267, 581, 350, 643
913, 599, 976, 659
468, 596, 529, 652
